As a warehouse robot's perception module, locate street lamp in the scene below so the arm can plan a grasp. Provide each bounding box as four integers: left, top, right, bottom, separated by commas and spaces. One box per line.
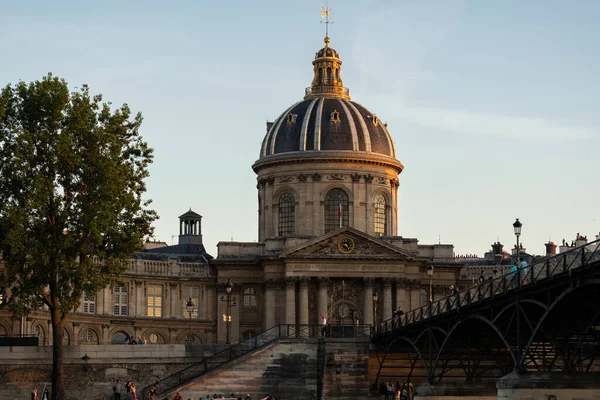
513, 218, 522, 264
372, 291, 379, 327
221, 278, 236, 344
185, 297, 195, 344
427, 265, 435, 304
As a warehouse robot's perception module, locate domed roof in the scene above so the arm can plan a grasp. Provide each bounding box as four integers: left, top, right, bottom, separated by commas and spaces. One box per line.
259, 98, 396, 158
315, 36, 340, 59
255, 35, 402, 171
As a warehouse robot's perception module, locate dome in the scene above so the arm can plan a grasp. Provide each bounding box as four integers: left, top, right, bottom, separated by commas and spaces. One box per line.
259, 98, 396, 158
256, 35, 400, 167
315, 37, 340, 59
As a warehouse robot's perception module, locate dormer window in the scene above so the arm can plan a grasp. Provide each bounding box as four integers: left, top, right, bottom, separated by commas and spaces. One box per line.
370, 115, 379, 126
330, 109, 341, 124
286, 113, 297, 125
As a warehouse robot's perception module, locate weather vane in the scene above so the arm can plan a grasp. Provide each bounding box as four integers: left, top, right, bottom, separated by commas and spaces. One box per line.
320, 3, 333, 37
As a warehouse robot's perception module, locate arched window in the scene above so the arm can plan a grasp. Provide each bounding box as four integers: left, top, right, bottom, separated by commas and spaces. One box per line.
374, 194, 386, 236
326, 67, 332, 84
112, 331, 129, 344
148, 333, 157, 344
318, 68, 323, 83
243, 287, 257, 308
324, 188, 349, 233
278, 193, 295, 236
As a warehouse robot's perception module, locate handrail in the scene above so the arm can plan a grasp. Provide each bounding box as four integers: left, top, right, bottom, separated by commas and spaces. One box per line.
141, 323, 372, 399
376, 239, 600, 335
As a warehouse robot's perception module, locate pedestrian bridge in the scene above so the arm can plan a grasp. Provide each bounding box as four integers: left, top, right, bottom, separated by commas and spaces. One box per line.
371, 239, 600, 386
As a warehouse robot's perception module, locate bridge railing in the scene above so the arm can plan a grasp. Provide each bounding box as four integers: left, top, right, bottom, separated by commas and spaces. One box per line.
377, 239, 600, 334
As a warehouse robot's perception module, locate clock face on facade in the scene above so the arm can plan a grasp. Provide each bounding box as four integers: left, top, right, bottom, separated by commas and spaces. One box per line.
338, 237, 355, 254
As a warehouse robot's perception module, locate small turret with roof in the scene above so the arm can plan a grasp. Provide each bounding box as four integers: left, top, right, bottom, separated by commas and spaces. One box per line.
136, 209, 212, 263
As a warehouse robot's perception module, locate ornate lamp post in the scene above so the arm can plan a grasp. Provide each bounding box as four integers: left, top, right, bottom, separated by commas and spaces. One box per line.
427, 265, 435, 304
221, 278, 236, 344
185, 297, 195, 343
513, 218, 522, 264
372, 291, 379, 327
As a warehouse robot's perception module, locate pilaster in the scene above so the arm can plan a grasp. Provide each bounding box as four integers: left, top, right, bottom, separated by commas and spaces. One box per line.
135, 280, 144, 317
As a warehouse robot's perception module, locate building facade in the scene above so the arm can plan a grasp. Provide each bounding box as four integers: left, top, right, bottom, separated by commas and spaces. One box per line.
0, 34, 463, 345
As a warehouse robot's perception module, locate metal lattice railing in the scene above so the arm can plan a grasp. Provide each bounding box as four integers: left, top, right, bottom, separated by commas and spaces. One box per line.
141, 323, 372, 399
376, 239, 600, 334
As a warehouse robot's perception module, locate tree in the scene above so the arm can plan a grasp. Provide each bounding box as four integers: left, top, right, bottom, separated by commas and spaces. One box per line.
0, 74, 157, 400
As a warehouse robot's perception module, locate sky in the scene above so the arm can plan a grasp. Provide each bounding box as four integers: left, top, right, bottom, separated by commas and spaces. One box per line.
1, 0, 598, 257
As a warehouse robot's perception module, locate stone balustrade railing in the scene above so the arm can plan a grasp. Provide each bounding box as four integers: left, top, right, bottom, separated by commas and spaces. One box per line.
127, 260, 211, 278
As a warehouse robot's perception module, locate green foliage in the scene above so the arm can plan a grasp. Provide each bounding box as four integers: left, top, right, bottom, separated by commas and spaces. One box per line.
0, 73, 157, 320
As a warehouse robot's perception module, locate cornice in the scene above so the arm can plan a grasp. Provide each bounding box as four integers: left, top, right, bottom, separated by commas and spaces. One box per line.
252, 151, 404, 174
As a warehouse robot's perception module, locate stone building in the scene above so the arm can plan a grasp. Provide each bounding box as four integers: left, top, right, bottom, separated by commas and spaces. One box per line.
0, 34, 462, 345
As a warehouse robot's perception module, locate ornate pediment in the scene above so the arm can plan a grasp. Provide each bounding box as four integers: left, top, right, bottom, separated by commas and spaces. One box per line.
279, 228, 414, 259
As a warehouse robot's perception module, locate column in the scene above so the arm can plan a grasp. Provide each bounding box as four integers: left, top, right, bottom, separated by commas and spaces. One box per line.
363, 278, 374, 327
410, 281, 421, 309
285, 278, 296, 325
318, 278, 328, 321
298, 278, 310, 337
396, 279, 410, 311
383, 278, 393, 321
264, 280, 278, 330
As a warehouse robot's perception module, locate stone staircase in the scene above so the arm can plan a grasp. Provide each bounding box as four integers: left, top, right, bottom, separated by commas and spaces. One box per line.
141, 324, 372, 400
140, 325, 284, 399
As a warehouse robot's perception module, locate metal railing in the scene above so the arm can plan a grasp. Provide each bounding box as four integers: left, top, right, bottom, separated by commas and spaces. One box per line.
376, 239, 600, 335
141, 323, 371, 399
304, 86, 350, 98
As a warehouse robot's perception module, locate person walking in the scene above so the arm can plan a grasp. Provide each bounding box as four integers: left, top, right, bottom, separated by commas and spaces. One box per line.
41, 389, 49, 400
320, 315, 327, 338
173, 391, 183, 400
31, 388, 39, 400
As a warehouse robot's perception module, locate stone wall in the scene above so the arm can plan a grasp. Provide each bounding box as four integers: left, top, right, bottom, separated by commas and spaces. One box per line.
0, 344, 226, 400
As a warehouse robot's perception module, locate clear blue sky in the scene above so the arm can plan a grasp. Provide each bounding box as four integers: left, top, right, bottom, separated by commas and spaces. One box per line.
1, 0, 598, 256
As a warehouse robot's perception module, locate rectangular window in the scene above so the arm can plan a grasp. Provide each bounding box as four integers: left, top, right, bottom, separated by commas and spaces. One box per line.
147, 284, 163, 317
182, 287, 199, 318
83, 293, 96, 314
113, 284, 128, 316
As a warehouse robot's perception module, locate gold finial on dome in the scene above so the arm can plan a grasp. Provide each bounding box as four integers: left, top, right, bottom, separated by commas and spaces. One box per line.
305, 5, 350, 100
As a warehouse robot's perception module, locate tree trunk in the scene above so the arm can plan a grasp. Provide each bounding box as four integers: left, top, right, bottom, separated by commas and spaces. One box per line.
50, 309, 65, 400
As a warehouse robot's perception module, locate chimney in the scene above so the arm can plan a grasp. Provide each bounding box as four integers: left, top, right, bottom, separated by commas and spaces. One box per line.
491, 242, 504, 266
575, 233, 588, 247
544, 241, 557, 257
